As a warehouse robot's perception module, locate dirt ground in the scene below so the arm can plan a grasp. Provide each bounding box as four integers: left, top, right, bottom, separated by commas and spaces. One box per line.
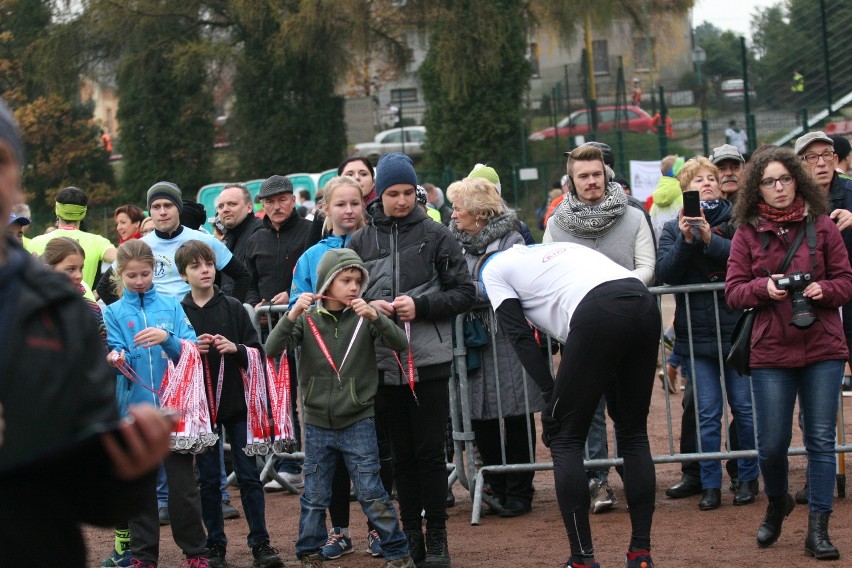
82, 381, 851, 568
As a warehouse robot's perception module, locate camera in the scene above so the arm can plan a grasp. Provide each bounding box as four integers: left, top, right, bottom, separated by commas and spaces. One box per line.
775, 272, 817, 328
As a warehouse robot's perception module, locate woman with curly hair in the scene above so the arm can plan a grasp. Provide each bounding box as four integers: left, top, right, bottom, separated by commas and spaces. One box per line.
725, 146, 852, 559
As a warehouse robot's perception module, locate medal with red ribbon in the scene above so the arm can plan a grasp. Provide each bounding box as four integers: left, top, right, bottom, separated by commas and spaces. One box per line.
159, 339, 218, 454
392, 321, 418, 405
304, 313, 364, 385
240, 347, 273, 455
265, 351, 295, 454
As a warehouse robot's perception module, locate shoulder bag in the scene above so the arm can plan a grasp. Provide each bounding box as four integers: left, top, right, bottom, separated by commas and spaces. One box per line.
726, 220, 815, 375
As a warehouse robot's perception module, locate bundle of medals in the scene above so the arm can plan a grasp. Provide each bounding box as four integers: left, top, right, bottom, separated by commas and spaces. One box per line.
158, 339, 219, 453
264, 350, 296, 455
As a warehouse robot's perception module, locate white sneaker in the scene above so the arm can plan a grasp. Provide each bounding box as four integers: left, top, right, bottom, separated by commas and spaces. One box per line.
282, 471, 305, 489
592, 482, 617, 514
264, 479, 284, 492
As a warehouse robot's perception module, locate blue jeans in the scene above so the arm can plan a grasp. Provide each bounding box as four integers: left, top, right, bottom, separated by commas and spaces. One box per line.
751, 360, 843, 512
585, 396, 609, 482
197, 421, 269, 548
690, 356, 758, 489
296, 418, 408, 561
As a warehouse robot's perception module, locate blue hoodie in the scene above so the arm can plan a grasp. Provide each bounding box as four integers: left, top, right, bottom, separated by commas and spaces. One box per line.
103, 285, 197, 415
288, 233, 351, 309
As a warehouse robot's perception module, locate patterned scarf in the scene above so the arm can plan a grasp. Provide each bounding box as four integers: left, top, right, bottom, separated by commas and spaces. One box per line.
551, 182, 628, 239
758, 194, 806, 225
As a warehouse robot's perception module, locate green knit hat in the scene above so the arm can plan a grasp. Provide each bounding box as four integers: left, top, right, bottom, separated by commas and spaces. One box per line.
468, 163, 502, 194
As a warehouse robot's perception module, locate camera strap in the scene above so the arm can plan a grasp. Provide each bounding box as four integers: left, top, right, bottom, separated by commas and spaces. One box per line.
774, 219, 815, 274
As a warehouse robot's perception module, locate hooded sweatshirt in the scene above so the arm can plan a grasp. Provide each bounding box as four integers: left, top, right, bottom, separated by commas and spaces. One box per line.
649, 176, 684, 242
180, 287, 261, 423
264, 249, 408, 430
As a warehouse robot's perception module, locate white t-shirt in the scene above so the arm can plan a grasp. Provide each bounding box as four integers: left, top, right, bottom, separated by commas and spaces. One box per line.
726, 128, 748, 153
481, 243, 637, 343
141, 227, 233, 298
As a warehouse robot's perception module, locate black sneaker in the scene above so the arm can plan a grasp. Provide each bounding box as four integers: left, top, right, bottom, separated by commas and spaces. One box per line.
251, 542, 284, 568
206, 543, 227, 568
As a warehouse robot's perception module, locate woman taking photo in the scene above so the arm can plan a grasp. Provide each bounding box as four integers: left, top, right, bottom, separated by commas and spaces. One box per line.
656, 156, 759, 511
726, 146, 852, 559
446, 177, 546, 518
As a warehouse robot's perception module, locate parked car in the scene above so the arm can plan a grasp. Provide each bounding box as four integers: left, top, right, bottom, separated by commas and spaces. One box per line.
527, 105, 655, 141
353, 126, 426, 162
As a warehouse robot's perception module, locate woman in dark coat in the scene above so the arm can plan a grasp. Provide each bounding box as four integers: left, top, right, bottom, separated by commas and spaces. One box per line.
656, 156, 759, 512
446, 177, 546, 518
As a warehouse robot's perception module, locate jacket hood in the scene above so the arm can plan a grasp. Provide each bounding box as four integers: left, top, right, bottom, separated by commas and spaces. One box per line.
652, 176, 683, 207
366, 198, 429, 228
315, 248, 369, 311
180, 286, 226, 311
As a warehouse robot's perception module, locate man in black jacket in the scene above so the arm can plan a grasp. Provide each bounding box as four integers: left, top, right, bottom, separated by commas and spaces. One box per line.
0, 97, 172, 568
217, 182, 262, 297
245, 175, 312, 309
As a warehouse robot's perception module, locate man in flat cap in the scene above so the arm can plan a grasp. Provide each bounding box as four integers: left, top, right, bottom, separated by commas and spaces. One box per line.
710, 143, 746, 201
792, 130, 852, 503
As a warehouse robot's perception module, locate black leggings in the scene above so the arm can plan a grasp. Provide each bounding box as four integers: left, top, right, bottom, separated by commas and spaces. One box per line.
547, 280, 660, 560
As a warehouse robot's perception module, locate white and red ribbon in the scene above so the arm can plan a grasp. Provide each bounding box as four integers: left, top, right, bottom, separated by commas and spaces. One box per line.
264, 351, 296, 454
392, 321, 418, 404
160, 339, 218, 454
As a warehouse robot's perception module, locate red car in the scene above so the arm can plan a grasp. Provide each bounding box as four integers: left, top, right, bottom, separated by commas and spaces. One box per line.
528, 105, 655, 141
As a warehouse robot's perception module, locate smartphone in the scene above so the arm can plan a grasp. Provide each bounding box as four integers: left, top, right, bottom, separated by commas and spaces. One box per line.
682, 190, 701, 225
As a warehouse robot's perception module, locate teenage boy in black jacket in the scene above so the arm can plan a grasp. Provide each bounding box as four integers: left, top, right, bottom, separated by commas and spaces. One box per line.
176, 240, 284, 568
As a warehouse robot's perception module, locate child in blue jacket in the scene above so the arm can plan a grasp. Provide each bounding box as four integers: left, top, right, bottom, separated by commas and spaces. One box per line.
104, 239, 208, 568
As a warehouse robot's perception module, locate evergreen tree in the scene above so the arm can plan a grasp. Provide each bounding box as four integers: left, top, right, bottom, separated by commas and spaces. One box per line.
229, 1, 346, 177
419, 0, 530, 186
115, 5, 214, 196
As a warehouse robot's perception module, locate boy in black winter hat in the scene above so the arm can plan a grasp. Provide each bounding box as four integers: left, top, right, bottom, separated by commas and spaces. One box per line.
349, 152, 475, 567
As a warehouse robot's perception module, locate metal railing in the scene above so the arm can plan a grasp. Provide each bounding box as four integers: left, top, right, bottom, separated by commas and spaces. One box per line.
449, 283, 850, 525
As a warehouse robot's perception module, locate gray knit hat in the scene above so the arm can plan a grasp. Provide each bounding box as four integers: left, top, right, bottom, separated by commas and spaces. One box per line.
147, 181, 183, 212
255, 175, 294, 202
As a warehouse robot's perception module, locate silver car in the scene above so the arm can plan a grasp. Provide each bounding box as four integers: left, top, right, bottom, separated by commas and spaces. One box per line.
353, 126, 426, 162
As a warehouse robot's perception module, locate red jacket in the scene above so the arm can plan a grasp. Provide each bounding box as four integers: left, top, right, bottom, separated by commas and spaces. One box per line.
725, 214, 852, 369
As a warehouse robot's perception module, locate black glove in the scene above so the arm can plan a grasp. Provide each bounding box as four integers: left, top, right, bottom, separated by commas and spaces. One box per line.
540, 414, 561, 448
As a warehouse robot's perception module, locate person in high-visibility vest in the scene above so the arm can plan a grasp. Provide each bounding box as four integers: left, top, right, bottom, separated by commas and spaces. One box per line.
791, 70, 804, 93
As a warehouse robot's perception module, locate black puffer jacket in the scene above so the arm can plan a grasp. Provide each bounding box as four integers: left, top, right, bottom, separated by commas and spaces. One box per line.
656, 199, 741, 358
348, 202, 475, 385
0, 239, 152, 557
245, 212, 312, 305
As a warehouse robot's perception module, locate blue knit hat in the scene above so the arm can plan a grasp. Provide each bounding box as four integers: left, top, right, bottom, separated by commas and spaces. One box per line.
375, 152, 417, 197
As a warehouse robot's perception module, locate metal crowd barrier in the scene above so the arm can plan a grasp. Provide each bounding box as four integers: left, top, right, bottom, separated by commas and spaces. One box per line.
450, 283, 851, 525
222, 303, 304, 493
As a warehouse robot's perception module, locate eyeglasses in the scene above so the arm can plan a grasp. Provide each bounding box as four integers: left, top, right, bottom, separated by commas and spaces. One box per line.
802, 151, 835, 164
759, 174, 795, 189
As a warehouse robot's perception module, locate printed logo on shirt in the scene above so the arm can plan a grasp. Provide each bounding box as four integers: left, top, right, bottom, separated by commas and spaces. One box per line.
541, 247, 568, 263
154, 255, 172, 279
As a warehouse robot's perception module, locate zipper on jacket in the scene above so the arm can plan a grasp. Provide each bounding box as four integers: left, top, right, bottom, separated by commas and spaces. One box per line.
392, 222, 399, 300
139, 291, 157, 406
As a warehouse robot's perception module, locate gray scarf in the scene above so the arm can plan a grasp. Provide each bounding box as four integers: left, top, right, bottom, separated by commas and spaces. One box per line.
551, 182, 627, 239
451, 210, 518, 255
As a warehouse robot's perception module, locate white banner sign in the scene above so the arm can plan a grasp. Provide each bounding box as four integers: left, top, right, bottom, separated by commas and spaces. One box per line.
629, 160, 663, 203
